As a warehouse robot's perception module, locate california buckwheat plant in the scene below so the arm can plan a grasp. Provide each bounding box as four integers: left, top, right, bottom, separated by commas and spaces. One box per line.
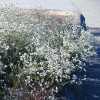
0, 7, 95, 100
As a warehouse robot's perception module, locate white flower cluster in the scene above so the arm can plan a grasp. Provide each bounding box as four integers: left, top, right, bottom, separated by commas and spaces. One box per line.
0, 8, 95, 99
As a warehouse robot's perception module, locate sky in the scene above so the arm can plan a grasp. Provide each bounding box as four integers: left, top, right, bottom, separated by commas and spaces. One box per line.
0, 0, 78, 11
15, 0, 79, 12
0, 0, 100, 27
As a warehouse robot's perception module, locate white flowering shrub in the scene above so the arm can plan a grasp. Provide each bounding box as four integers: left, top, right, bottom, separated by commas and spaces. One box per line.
0, 8, 95, 100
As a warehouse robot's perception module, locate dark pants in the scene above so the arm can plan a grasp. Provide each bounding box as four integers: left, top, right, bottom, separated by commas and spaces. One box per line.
80, 14, 87, 31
